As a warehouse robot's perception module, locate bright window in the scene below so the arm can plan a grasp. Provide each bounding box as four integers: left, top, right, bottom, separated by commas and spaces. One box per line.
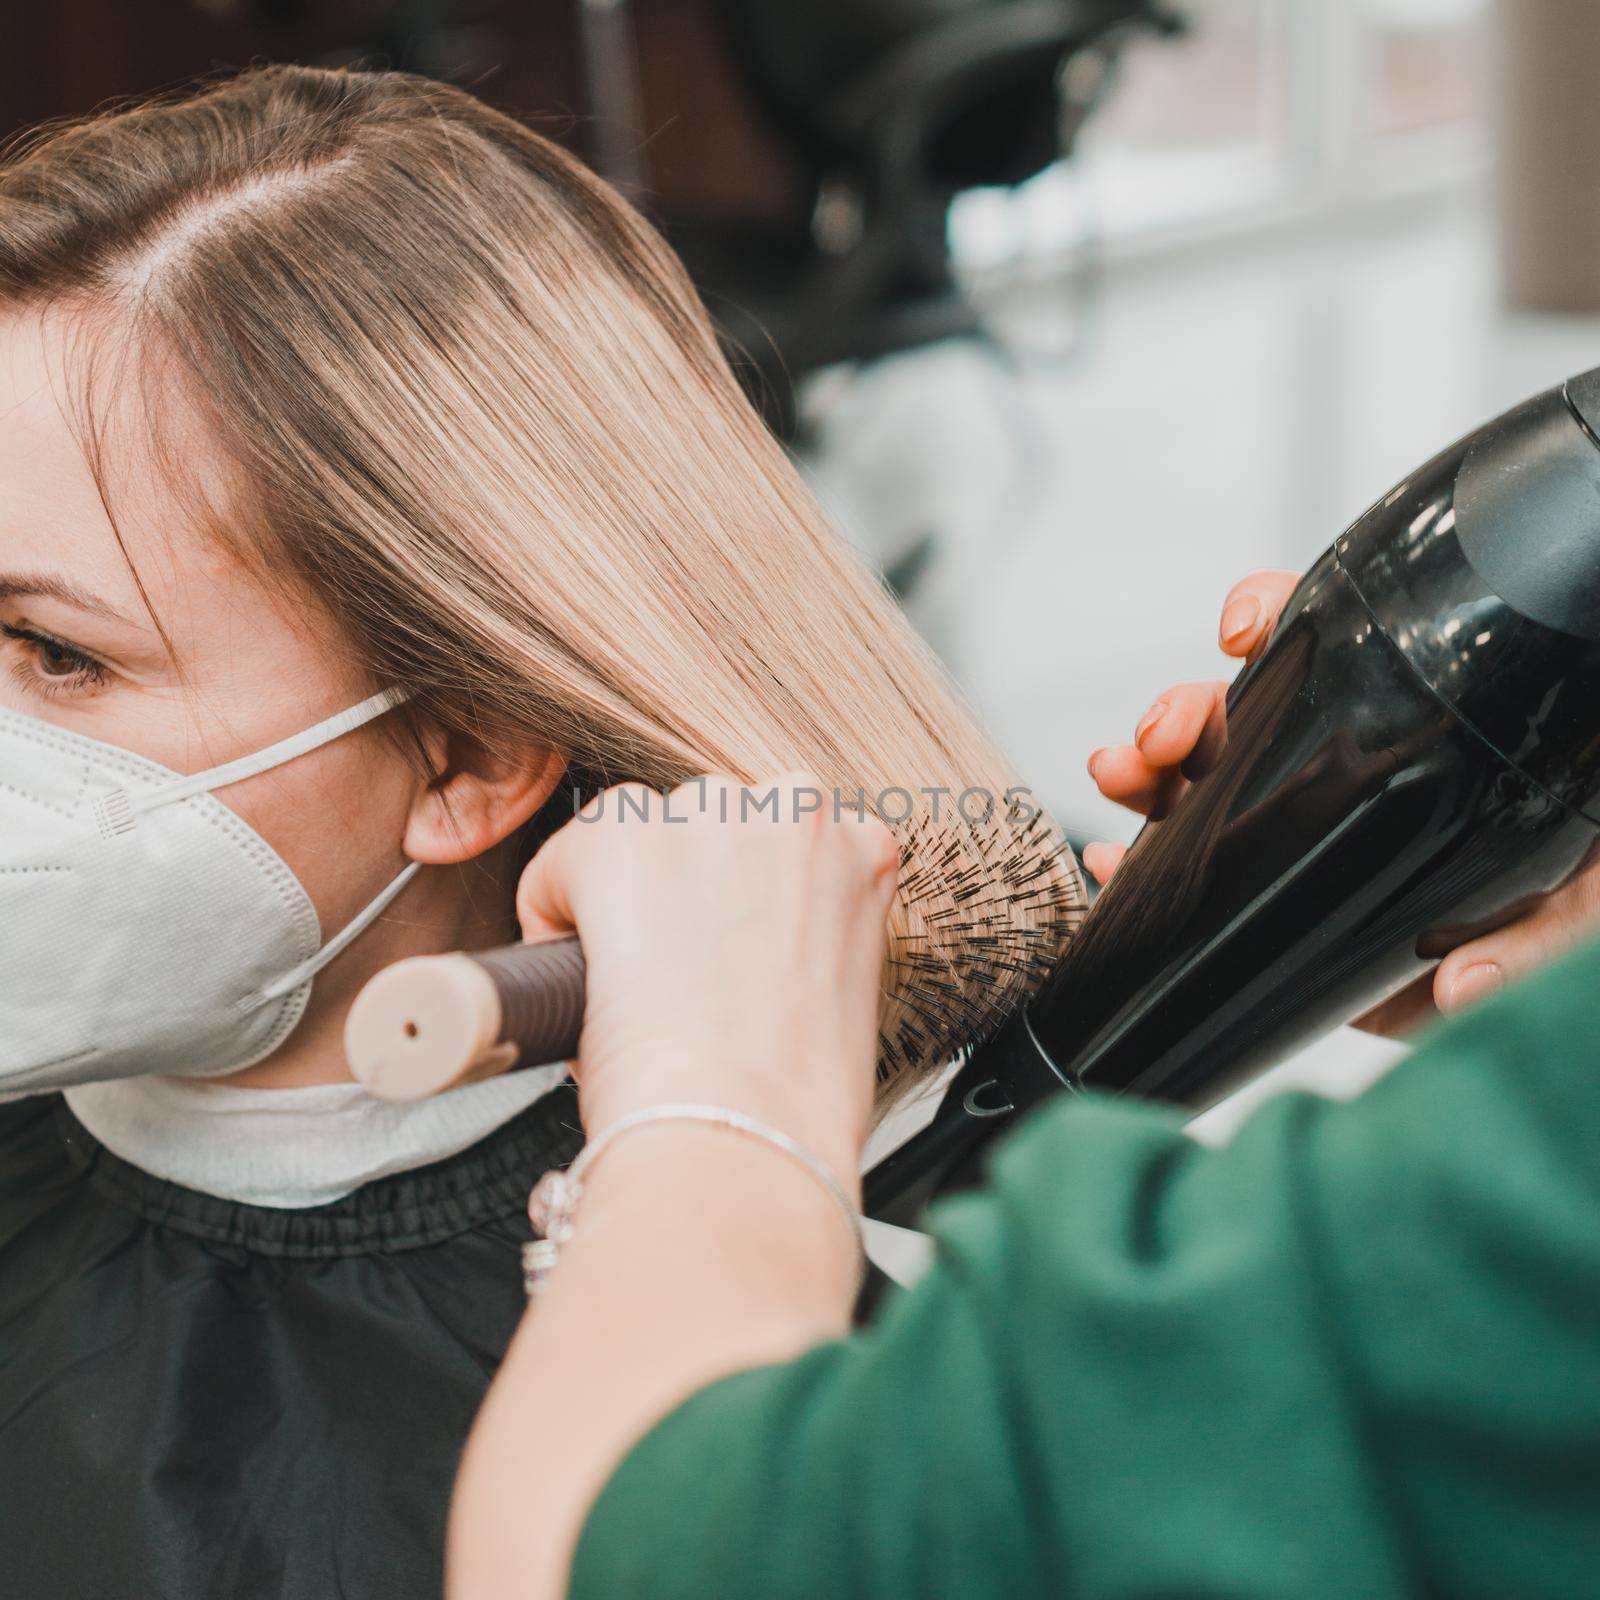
951, 0, 1488, 270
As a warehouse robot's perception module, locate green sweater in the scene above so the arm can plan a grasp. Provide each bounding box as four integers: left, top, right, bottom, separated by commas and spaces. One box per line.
570, 935, 1600, 1598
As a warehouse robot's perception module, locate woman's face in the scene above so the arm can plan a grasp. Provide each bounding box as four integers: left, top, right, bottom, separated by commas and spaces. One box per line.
0, 309, 540, 1085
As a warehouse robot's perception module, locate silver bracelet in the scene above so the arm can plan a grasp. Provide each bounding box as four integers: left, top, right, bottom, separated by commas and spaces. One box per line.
521, 1103, 866, 1299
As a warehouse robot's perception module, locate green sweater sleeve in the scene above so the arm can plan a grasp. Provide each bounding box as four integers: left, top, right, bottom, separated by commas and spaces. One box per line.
569, 936, 1600, 1599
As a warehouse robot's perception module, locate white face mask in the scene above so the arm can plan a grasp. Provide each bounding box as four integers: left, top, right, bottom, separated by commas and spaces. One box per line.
0, 687, 419, 1093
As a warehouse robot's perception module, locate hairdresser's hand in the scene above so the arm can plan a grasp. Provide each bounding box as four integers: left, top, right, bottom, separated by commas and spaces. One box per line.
1086, 569, 1600, 1037
514, 774, 897, 1177
1084, 570, 1301, 840
456, 778, 895, 1600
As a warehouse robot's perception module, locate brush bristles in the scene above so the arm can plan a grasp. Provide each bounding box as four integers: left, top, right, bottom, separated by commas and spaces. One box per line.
875, 806, 1086, 1094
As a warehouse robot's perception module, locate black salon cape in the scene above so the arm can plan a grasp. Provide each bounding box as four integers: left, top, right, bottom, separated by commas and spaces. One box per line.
0, 1084, 586, 1600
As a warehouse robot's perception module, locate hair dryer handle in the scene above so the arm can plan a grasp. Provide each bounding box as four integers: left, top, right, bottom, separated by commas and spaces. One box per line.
345, 937, 586, 1102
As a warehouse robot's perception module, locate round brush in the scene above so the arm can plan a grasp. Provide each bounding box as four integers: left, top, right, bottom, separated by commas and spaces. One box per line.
345, 810, 1084, 1102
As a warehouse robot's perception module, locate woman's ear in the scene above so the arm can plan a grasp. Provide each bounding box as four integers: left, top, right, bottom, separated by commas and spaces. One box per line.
402, 722, 569, 866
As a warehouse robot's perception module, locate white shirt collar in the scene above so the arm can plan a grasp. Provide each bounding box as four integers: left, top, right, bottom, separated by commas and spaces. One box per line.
63, 1064, 568, 1209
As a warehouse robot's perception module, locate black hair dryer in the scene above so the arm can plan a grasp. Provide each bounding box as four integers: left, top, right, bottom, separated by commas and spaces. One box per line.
866, 366, 1600, 1226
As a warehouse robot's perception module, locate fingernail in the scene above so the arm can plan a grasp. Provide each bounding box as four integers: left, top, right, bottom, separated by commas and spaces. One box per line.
1220, 595, 1261, 646
1087, 748, 1106, 780
1134, 703, 1168, 747
1443, 961, 1503, 1012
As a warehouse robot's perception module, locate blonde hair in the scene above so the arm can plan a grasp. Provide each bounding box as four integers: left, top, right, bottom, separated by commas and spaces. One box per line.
0, 63, 1084, 1101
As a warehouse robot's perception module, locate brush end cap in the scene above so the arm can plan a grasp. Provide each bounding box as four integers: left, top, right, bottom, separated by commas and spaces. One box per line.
345, 953, 510, 1102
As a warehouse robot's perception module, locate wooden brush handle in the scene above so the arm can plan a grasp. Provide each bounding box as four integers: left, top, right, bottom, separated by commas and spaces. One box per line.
466, 938, 587, 1066
345, 936, 586, 1101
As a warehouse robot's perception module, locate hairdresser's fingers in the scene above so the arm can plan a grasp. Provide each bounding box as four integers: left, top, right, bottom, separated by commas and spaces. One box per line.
1348, 854, 1600, 1038
1132, 680, 1230, 777
1082, 842, 1127, 885
512, 782, 627, 946
1219, 570, 1301, 664
1432, 853, 1600, 1017
515, 773, 897, 1174
1088, 744, 1188, 819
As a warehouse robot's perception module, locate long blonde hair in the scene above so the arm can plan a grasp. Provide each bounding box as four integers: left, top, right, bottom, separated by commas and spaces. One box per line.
0, 63, 1084, 1100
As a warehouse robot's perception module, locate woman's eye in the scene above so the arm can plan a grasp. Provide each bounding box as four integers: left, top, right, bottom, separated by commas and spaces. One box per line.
0, 623, 111, 698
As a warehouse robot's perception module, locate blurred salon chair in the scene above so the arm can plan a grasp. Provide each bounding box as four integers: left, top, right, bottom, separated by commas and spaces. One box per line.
658, 0, 1185, 437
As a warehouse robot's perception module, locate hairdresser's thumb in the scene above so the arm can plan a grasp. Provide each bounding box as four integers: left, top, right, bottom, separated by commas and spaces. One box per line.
514, 821, 582, 947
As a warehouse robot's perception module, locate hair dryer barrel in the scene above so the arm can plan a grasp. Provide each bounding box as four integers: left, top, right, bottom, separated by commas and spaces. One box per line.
1037, 373, 1600, 1106
1031, 551, 1599, 1106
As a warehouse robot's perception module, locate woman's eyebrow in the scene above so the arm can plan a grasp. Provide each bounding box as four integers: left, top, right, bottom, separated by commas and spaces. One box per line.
0, 571, 141, 626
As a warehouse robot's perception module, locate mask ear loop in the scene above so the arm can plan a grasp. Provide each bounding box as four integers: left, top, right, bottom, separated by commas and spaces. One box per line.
243, 860, 423, 1010
122, 687, 410, 818
92, 687, 409, 839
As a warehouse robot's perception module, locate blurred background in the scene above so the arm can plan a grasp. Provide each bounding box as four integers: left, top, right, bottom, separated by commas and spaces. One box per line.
6, 0, 1597, 1112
